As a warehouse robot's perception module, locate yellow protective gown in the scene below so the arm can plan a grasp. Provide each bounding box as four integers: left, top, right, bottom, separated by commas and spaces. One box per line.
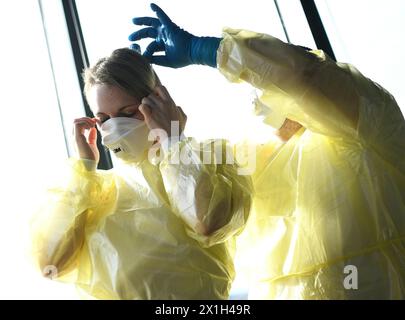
217, 28, 405, 299
30, 138, 252, 299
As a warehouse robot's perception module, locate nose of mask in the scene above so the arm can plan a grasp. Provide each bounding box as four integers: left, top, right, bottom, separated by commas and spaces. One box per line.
100, 117, 153, 163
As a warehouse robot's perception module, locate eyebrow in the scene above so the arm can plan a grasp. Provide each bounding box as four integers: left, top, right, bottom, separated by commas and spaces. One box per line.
96, 103, 139, 116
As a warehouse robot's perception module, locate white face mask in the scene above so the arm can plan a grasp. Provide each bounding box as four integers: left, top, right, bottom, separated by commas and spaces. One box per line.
100, 117, 153, 163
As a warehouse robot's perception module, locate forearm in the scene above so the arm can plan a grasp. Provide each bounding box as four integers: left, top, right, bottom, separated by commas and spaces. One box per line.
32, 206, 88, 278
217, 29, 318, 94
159, 138, 252, 239
217, 28, 360, 134
31, 159, 115, 278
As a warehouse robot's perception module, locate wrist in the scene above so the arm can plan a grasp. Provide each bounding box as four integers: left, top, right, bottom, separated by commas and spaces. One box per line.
77, 158, 98, 171
190, 36, 222, 68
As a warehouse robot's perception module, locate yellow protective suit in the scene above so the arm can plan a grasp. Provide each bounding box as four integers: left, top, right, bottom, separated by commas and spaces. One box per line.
30, 138, 252, 299
217, 28, 405, 299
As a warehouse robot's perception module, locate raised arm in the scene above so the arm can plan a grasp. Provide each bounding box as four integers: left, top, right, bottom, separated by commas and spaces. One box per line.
130, 3, 404, 170
217, 29, 362, 138
129, 3, 364, 138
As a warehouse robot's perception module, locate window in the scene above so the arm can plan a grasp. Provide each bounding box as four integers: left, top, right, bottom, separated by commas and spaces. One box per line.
0, 0, 81, 298
316, 0, 405, 114
0, 0, 316, 299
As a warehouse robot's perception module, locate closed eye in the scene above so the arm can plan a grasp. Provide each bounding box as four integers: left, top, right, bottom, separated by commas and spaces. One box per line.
120, 109, 144, 121
119, 112, 136, 117
97, 106, 141, 124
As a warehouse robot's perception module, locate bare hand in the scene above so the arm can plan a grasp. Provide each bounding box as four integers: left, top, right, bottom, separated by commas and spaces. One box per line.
139, 85, 187, 141
73, 117, 100, 163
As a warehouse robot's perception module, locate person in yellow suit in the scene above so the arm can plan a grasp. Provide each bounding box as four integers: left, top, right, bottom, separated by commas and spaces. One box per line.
129, 3, 405, 299
30, 47, 253, 299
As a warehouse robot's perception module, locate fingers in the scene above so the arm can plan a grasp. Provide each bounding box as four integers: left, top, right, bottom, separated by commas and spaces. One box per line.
128, 27, 158, 41
94, 118, 102, 128
73, 117, 96, 129
139, 104, 152, 124
142, 87, 175, 110
144, 90, 172, 109
73, 117, 96, 137
129, 43, 141, 53
149, 86, 177, 116
88, 127, 98, 145
144, 40, 164, 57
144, 94, 160, 108
132, 16, 160, 28
73, 117, 96, 126
72, 118, 99, 161
154, 85, 172, 101
133, 42, 170, 66
150, 3, 172, 26
148, 55, 171, 67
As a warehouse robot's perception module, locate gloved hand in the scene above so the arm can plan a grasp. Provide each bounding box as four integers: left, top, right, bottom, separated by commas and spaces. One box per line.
128, 3, 221, 68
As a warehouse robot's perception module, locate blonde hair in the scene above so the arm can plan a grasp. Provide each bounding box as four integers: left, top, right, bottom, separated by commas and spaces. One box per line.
82, 48, 159, 102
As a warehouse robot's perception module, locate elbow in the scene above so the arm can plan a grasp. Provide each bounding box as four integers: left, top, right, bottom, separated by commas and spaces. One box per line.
32, 215, 86, 280
34, 251, 61, 280
34, 245, 75, 280
32, 238, 57, 279
37, 256, 74, 280
40, 262, 59, 280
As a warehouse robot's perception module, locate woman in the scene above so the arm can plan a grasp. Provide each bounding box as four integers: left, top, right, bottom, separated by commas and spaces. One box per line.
30, 48, 253, 299
129, 3, 405, 299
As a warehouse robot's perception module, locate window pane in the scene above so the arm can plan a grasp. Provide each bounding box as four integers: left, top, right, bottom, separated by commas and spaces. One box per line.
0, 0, 78, 299
275, 0, 317, 48
39, 0, 89, 158
316, 0, 405, 115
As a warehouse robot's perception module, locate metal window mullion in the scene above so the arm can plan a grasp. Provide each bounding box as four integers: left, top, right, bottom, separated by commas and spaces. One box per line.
62, 0, 113, 170
300, 0, 336, 61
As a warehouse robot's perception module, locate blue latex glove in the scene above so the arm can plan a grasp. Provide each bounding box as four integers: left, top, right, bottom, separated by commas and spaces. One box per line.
128, 3, 221, 68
